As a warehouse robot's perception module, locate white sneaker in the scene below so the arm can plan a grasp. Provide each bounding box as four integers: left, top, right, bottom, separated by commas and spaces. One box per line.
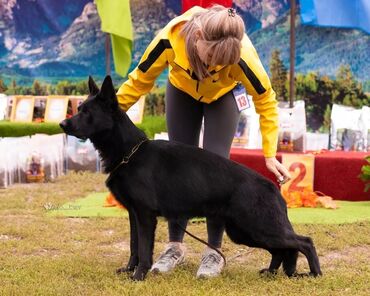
196, 247, 225, 279
151, 242, 185, 273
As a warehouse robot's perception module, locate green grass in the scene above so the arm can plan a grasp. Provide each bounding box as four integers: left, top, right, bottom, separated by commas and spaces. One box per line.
46, 192, 128, 218
0, 172, 369, 295
288, 202, 370, 224
0, 115, 166, 138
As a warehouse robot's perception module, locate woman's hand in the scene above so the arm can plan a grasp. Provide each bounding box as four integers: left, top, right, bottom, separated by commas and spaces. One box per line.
265, 157, 291, 185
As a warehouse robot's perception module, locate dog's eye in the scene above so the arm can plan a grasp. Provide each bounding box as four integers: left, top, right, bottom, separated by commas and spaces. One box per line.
82, 110, 93, 123
78, 107, 86, 114
79, 107, 88, 114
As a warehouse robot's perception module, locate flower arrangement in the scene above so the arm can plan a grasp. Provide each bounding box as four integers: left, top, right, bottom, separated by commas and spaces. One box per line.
281, 188, 337, 209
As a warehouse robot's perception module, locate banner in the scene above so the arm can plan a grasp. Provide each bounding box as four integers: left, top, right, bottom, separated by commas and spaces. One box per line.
95, 0, 133, 77
182, 0, 232, 13
300, 0, 370, 34
277, 100, 307, 153
0, 1, 367, 88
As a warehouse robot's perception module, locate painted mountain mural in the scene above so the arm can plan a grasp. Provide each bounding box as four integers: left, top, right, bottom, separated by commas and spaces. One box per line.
0, 0, 369, 86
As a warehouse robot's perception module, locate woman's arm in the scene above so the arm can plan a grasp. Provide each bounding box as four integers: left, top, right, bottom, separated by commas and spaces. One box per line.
233, 35, 278, 158
233, 35, 291, 182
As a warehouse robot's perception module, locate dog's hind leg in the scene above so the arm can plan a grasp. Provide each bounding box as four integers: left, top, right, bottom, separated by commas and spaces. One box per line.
116, 209, 139, 274
259, 249, 283, 276
131, 210, 157, 281
282, 249, 298, 277
225, 219, 284, 275
295, 235, 322, 277
264, 235, 320, 277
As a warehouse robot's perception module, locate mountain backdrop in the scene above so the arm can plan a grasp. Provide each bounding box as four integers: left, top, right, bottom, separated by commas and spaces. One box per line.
0, 0, 369, 86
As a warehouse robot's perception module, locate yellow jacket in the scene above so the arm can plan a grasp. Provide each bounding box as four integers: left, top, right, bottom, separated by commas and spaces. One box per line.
117, 6, 278, 157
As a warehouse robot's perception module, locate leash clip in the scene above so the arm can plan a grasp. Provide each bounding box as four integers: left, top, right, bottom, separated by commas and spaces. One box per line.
278, 177, 290, 186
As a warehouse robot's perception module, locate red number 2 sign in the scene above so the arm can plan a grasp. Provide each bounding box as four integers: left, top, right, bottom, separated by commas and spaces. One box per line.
281, 154, 315, 192
288, 162, 306, 191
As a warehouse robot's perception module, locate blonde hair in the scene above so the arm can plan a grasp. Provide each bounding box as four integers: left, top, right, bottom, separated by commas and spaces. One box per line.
181, 5, 245, 80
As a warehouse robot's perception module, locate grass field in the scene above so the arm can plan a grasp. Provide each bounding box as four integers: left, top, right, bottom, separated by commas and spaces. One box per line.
0, 172, 369, 296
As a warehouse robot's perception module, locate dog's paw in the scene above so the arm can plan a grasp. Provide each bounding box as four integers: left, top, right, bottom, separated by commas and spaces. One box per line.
307, 271, 322, 277
259, 268, 277, 277
116, 265, 136, 274
130, 268, 148, 281
290, 271, 322, 278
130, 274, 145, 281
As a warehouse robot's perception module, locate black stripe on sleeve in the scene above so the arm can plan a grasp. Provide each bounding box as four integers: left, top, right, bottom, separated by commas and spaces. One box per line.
138, 39, 172, 73
238, 59, 266, 95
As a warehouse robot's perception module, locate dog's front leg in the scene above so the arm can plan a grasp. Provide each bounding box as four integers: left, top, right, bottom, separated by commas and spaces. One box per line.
131, 211, 157, 281
116, 209, 139, 274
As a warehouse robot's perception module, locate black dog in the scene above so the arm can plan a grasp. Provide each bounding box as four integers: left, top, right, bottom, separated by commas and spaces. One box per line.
60, 76, 322, 281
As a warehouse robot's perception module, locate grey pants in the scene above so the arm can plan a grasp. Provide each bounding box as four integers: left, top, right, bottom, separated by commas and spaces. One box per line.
165, 81, 240, 248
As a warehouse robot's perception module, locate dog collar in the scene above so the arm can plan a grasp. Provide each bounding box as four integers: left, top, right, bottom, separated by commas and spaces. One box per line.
106, 138, 148, 184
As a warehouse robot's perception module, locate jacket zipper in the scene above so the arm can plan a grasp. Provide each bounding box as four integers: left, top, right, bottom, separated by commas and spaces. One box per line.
173, 62, 226, 79
173, 62, 227, 99
173, 62, 193, 78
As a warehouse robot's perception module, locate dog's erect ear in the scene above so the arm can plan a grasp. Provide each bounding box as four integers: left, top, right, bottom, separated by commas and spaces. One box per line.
100, 75, 117, 104
88, 76, 99, 95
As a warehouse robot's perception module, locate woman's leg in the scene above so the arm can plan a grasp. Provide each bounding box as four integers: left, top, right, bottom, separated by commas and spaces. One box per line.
196, 89, 240, 278
151, 81, 203, 273
166, 81, 204, 243
203, 89, 240, 247
202, 90, 240, 159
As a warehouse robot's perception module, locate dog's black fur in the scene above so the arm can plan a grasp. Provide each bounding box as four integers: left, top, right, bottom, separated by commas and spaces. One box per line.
60, 76, 322, 281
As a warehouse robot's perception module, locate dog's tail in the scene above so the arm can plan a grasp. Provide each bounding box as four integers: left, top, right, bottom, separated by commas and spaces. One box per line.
282, 249, 298, 276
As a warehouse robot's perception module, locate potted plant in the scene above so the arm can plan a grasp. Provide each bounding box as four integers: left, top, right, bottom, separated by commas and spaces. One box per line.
359, 156, 370, 194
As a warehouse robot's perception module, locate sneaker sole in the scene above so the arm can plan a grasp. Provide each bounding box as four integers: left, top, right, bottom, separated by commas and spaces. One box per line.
151, 267, 161, 274
150, 257, 185, 274
196, 272, 221, 279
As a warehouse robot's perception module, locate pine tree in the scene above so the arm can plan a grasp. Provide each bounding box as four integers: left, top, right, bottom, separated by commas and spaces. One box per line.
32, 80, 43, 95
56, 81, 73, 95
46, 84, 55, 95
335, 64, 368, 107
75, 80, 89, 95
5, 80, 17, 95
270, 49, 288, 101
0, 79, 7, 93
322, 104, 331, 132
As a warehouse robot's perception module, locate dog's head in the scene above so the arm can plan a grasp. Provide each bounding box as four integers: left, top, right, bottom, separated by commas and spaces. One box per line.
60, 75, 119, 140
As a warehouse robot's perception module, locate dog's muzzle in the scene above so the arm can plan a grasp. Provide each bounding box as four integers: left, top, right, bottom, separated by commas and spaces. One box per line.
59, 119, 69, 132
59, 119, 88, 140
